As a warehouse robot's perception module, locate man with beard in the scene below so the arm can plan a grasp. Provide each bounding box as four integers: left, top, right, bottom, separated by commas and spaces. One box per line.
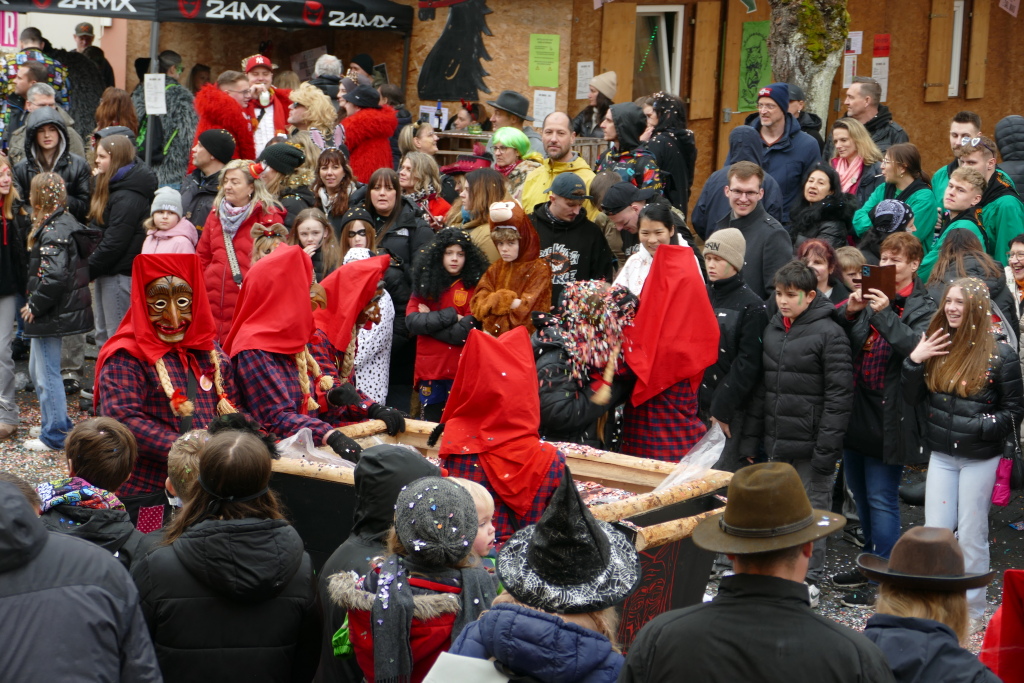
530, 173, 615, 304
521, 112, 600, 220
95, 254, 245, 529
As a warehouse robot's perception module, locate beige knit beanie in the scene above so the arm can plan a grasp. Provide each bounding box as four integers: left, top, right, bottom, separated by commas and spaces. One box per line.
703, 228, 746, 272
590, 71, 617, 101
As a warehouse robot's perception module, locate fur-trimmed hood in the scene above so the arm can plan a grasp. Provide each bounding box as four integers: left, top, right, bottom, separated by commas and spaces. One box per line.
328, 570, 461, 620
790, 191, 857, 238
411, 227, 490, 301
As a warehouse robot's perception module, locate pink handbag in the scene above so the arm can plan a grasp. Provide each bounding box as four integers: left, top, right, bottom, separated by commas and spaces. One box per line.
992, 457, 1013, 507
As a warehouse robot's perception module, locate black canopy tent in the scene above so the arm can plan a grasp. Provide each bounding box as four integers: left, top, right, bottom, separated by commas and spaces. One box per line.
7, 0, 414, 161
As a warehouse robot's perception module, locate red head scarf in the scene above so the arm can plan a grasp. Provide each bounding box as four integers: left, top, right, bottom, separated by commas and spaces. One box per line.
488, 201, 540, 262
439, 327, 557, 517
94, 254, 217, 391
223, 245, 316, 357
624, 245, 720, 406
314, 254, 390, 353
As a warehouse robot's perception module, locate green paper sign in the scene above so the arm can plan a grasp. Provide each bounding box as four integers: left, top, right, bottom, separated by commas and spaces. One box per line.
738, 21, 771, 112
529, 34, 560, 88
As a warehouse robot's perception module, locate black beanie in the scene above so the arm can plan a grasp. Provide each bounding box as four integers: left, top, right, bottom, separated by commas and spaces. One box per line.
351, 53, 374, 75
258, 142, 305, 175
197, 129, 236, 164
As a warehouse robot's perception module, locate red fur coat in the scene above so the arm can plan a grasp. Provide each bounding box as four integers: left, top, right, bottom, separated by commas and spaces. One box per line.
190, 84, 257, 170
340, 105, 398, 183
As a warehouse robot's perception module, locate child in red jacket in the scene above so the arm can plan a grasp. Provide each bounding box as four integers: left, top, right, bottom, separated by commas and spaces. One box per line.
407, 228, 490, 421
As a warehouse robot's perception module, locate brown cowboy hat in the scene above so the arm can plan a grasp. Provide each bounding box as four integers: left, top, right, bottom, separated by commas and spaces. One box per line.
692, 462, 845, 554
857, 526, 997, 591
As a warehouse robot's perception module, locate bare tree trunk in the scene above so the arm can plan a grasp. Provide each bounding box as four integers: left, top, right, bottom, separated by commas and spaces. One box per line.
767, 0, 849, 120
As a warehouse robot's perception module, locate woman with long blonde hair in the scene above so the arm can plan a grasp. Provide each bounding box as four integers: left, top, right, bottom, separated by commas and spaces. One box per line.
288, 83, 339, 142
830, 117, 882, 205
903, 277, 1023, 632
0, 153, 29, 441
195, 158, 285, 339
88, 134, 157, 344
398, 151, 450, 230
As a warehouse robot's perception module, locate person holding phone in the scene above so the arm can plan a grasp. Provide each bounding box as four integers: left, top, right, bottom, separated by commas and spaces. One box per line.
834, 232, 936, 608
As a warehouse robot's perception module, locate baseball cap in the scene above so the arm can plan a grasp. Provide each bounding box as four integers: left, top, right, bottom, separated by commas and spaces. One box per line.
75, 22, 95, 37
600, 181, 655, 215
243, 54, 275, 73
544, 173, 592, 201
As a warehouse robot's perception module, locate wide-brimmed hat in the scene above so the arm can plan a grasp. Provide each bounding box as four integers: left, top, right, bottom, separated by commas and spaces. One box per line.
857, 526, 998, 591
497, 466, 640, 614
440, 154, 493, 176
692, 462, 845, 554
486, 90, 533, 122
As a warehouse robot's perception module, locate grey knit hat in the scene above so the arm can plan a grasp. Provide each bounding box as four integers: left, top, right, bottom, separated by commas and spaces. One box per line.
395, 476, 476, 567
151, 186, 183, 218
703, 227, 746, 272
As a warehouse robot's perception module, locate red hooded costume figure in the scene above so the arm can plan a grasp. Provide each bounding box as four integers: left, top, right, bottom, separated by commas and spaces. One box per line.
340, 103, 398, 183
470, 202, 552, 337
95, 254, 243, 499
438, 327, 566, 542
190, 84, 257, 170
227, 246, 370, 445
980, 569, 1024, 682
621, 244, 720, 460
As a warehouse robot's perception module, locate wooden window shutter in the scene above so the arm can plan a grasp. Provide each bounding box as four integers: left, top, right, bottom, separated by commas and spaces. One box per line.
924, 0, 954, 102
688, 2, 721, 120
601, 3, 638, 103
966, 0, 989, 99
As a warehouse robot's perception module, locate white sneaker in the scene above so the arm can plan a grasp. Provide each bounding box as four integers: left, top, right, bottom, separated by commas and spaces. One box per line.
29, 426, 42, 438
806, 582, 821, 609
23, 438, 54, 452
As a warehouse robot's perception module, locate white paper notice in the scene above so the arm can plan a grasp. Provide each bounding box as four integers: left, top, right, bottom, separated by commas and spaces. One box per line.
417, 105, 449, 131
291, 46, 328, 81
576, 61, 594, 100
1000, 0, 1019, 17
845, 31, 863, 55
842, 55, 858, 88
533, 90, 557, 126
144, 74, 167, 116
872, 57, 890, 102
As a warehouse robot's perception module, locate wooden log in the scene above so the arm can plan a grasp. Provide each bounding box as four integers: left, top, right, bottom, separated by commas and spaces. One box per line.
634, 509, 719, 552
338, 419, 438, 440
272, 457, 355, 485
589, 470, 732, 522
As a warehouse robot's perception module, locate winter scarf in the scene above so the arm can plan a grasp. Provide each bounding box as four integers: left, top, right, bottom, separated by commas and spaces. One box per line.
36, 477, 125, 513
218, 200, 252, 237
371, 554, 495, 683
832, 155, 864, 194
111, 162, 136, 184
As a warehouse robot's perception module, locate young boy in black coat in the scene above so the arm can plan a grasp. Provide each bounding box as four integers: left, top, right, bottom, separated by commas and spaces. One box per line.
762, 261, 853, 602
699, 228, 768, 471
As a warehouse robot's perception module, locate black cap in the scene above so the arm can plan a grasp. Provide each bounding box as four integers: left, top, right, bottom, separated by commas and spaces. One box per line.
600, 181, 655, 215
343, 84, 381, 109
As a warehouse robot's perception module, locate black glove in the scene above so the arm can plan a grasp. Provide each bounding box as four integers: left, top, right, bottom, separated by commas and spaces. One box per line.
327, 383, 362, 408
326, 430, 362, 461
368, 403, 406, 436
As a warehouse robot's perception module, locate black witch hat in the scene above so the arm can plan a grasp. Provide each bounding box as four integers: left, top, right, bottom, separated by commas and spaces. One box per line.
496, 466, 640, 614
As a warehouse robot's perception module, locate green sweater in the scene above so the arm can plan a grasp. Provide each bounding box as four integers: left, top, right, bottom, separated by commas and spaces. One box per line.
853, 182, 939, 252
982, 193, 1024, 266
918, 220, 986, 282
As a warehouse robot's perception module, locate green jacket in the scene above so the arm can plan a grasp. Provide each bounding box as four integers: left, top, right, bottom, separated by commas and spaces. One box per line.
918, 219, 986, 282
853, 180, 938, 252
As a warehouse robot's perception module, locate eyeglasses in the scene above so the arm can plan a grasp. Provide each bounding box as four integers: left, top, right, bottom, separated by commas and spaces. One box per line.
492, 146, 511, 153
348, 229, 367, 237
880, 158, 892, 166
756, 103, 778, 112
727, 188, 761, 198
226, 88, 252, 97
1007, 250, 1024, 262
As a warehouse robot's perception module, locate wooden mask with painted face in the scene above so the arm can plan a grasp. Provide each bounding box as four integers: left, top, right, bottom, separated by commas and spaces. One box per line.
146, 276, 193, 343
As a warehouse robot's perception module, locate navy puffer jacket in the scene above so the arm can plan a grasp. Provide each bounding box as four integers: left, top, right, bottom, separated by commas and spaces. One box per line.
450, 602, 623, 683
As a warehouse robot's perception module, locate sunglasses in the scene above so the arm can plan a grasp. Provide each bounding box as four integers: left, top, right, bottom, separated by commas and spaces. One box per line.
960, 136, 995, 155
348, 229, 367, 237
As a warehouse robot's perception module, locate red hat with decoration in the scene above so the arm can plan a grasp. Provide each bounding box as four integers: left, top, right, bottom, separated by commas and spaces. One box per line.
243, 54, 275, 73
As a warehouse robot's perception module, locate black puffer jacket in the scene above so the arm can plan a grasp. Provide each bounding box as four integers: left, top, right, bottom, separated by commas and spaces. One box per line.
309, 74, 341, 102
824, 106, 909, 158
531, 312, 630, 445
797, 111, 824, 154
790, 192, 858, 250
24, 209, 94, 338
927, 253, 1019, 335
700, 273, 769, 466
180, 167, 221, 231
644, 127, 697, 214
854, 162, 884, 207
763, 294, 854, 473
995, 115, 1024, 190
0, 200, 32, 298
840, 279, 936, 465
89, 160, 158, 279
13, 107, 92, 222
130, 517, 321, 682
40, 504, 156, 570
279, 183, 316, 229
903, 336, 1022, 460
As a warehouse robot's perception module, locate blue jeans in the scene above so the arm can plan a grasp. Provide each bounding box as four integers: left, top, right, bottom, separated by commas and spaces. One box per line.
28, 336, 73, 449
843, 449, 902, 558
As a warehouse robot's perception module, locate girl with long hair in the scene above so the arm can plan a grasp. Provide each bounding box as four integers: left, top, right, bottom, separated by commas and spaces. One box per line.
93, 87, 140, 136
22, 173, 93, 452
926, 229, 1017, 334
790, 162, 857, 250
312, 147, 361, 238
0, 154, 29, 441
399, 151, 450, 230
830, 117, 883, 205
572, 72, 615, 138
257, 141, 315, 229
904, 277, 1023, 631
130, 424, 320, 681
87, 134, 157, 344
289, 207, 341, 281
458, 168, 512, 262
337, 206, 377, 261
641, 92, 697, 214
195, 158, 285, 339
853, 143, 938, 252
797, 238, 850, 306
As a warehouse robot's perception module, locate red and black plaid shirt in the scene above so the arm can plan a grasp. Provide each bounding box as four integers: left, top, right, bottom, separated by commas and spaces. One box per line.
98, 344, 245, 497
622, 379, 706, 461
